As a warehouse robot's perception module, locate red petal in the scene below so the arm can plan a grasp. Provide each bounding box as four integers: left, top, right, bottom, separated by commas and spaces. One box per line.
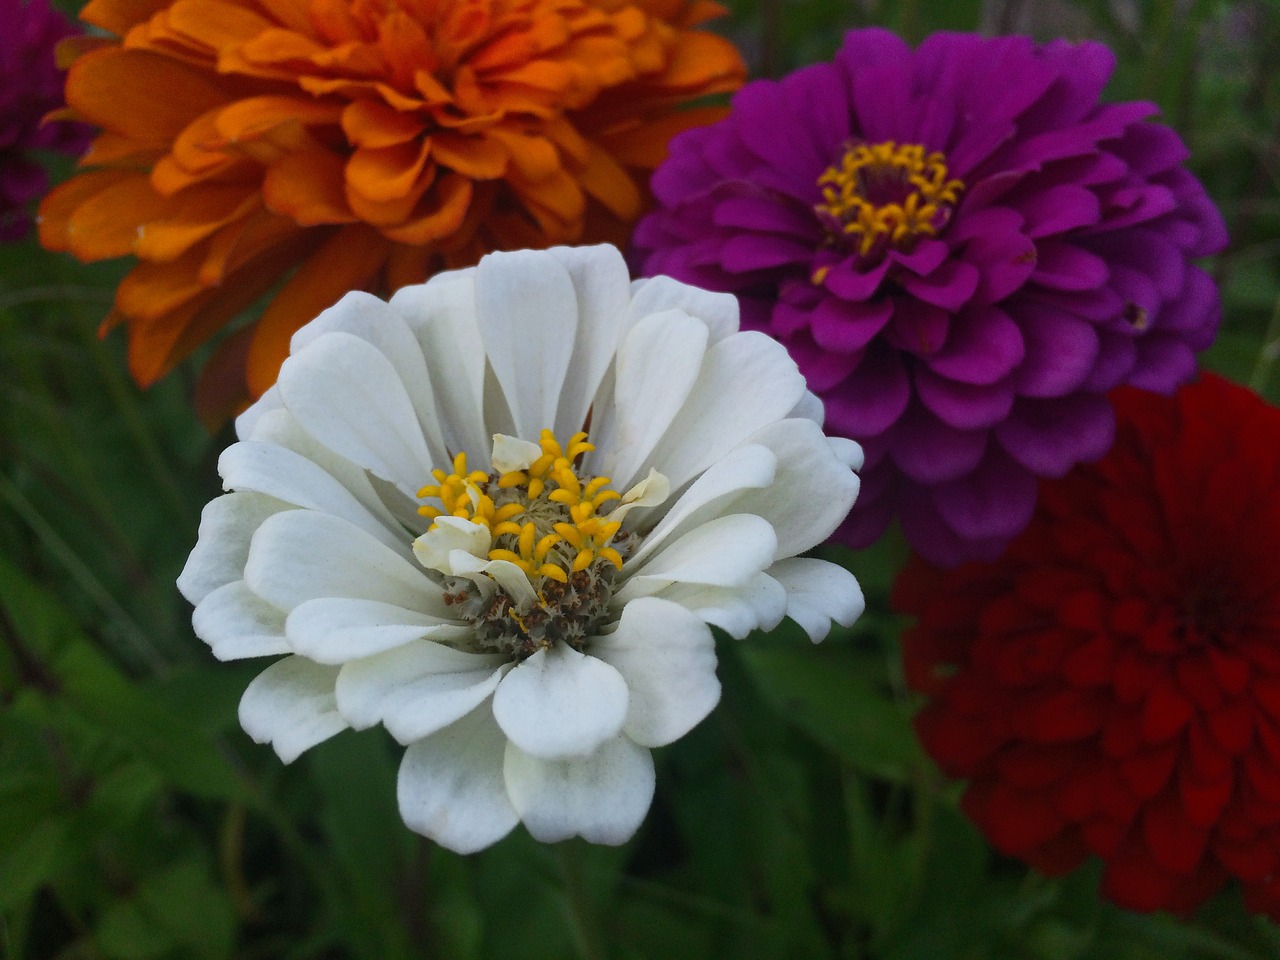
1140, 680, 1195, 742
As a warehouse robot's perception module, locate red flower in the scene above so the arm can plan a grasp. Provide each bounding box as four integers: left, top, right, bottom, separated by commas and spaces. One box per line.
897, 374, 1280, 917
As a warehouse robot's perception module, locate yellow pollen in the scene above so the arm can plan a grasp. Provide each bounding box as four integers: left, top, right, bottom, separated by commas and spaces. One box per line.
815, 140, 964, 259
418, 428, 626, 584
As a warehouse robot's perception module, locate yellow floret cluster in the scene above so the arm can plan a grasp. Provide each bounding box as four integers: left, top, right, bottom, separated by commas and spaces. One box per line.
418, 430, 625, 585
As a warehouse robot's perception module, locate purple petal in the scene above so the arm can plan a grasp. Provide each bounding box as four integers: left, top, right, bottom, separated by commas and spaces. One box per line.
720, 233, 815, 273
901, 259, 980, 311
995, 394, 1116, 476
783, 334, 862, 393
926, 306, 1025, 385
1127, 336, 1198, 394
1012, 183, 1101, 237
1010, 301, 1100, 398
889, 404, 990, 484
1031, 241, 1109, 291
714, 195, 820, 240
927, 446, 1039, 543
822, 344, 911, 437
824, 258, 891, 301
1081, 331, 1137, 392
733, 78, 829, 174
811, 297, 894, 352
900, 480, 1020, 566
915, 366, 1015, 429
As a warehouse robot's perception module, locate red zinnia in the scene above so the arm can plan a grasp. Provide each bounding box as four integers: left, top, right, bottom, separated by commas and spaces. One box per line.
897, 374, 1280, 917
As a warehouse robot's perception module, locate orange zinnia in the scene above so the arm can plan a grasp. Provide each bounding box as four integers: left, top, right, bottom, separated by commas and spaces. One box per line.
40, 0, 745, 419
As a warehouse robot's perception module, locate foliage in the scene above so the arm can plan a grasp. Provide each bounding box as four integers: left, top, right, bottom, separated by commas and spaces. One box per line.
3, 0, 1280, 957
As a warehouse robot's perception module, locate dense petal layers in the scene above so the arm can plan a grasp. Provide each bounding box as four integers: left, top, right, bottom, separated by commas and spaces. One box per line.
636, 28, 1227, 565
180, 244, 863, 852
897, 375, 1280, 918
0, 0, 91, 240
42, 0, 745, 418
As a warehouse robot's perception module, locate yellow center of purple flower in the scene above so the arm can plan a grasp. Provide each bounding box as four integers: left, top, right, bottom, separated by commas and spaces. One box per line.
815, 141, 964, 259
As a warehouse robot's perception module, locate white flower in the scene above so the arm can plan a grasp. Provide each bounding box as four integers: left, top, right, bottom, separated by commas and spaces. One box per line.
178, 244, 864, 853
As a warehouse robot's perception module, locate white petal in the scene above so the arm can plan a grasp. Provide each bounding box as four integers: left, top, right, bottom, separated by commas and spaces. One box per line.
244, 510, 434, 613
624, 444, 776, 568
398, 704, 518, 853
504, 735, 654, 845
627, 275, 740, 342
235, 384, 282, 440
246, 407, 409, 538
192, 580, 289, 661
218, 441, 407, 555
238, 656, 345, 763
606, 468, 671, 527
390, 271, 491, 464
277, 331, 434, 496
618, 514, 777, 602
287, 291, 450, 466
644, 332, 807, 491
606, 310, 708, 490
546, 245, 632, 437
829, 436, 865, 471
590, 598, 718, 748
490, 434, 542, 474
790, 390, 825, 426
177, 493, 289, 605
335, 641, 508, 742
491, 643, 628, 760
731, 419, 861, 558
475, 250, 578, 439
285, 597, 468, 664
413, 516, 490, 575
769, 557, 865, 642
652, 573, 788, 640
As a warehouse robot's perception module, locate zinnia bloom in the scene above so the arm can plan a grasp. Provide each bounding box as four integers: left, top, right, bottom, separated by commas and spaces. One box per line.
897, 374, 1280, 917
635, 28, 1227, 566
0, 0, 90, 241
39, 0, 745, 417
178, 244, 863, 852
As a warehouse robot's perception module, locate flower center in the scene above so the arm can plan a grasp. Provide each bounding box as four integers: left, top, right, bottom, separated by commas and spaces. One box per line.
814, 140, 964, 260
416, 429, 635, 658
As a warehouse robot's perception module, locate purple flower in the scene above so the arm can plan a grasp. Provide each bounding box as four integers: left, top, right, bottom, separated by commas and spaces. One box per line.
0, 0, 90, 242
634, 29, 1227, 566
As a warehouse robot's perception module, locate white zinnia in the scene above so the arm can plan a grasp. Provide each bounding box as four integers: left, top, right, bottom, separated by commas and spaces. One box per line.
178, 244, 864, 853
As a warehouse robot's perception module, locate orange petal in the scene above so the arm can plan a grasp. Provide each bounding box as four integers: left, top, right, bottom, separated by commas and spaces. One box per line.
215, 95, 345, 143
341, 100, 427, 149
346, 160, 436, 227
246, 224, 389, 396
346, 139, 433, 204
80, 0, 171, 35
431, 132, 507, 179
380, 173, 472, 245
66, 177, 175, 260
575, 141, 641, 220
164, 0, 275, 51
595, 104, 727, 168
116, 245, 211, 319
135, 186, 259, 261
198, 207, 299, 285
79, 132, 167, 168
39, 169, 135, 254
66, 48, 229, 140
486, 127, 561, 181
262, 149, 356, 225
193, 325, 255, 430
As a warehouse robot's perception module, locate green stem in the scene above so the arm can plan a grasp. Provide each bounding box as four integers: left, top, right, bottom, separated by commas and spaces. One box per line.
557, 841, 607, 960
1249, 293, 1280, 393
0, 472, 165, 673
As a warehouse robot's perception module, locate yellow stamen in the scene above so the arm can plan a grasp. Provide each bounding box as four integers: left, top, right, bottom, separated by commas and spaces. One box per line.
815, 140, 964, 259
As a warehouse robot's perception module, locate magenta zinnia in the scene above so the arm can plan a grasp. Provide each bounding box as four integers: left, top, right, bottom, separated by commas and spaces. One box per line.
898, 375, 1280, 918
0, 0, 90, 241
635, 29, 1227, 565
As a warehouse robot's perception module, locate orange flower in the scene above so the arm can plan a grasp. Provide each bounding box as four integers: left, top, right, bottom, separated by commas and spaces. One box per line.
40, 0, 744, 420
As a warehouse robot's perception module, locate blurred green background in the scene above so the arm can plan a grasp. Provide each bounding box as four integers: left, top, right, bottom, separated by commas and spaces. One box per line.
4, 0, 1280, 957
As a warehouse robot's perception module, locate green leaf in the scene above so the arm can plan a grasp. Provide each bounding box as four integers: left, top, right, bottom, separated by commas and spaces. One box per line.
737, 637, 922, 781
